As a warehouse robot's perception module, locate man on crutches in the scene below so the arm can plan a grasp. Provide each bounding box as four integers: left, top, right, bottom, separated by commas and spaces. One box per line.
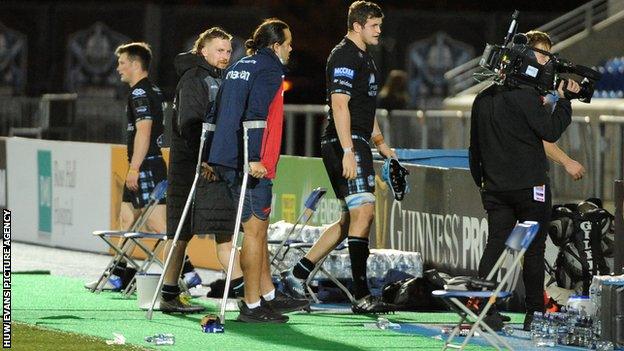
209, 18, 309, 323
157, 27, 244, 314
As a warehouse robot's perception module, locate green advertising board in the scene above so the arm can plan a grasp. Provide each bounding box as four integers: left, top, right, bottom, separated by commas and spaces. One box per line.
270, 156, 341, 226
37, 150, 52, 234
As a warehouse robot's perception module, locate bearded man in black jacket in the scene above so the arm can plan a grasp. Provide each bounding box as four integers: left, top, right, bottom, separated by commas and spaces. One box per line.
161, 27, 244, 313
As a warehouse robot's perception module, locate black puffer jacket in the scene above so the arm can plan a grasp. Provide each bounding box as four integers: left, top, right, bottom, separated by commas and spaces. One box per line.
167, 52, 235, 237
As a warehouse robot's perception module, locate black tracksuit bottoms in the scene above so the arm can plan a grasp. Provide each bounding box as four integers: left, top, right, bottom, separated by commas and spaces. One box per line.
477, 185, 551, 314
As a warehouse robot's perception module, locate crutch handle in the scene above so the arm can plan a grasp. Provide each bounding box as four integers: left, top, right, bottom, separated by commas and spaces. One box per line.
242, 120, 267, 129
150, 180, 168, 201
304, 187, 327, 211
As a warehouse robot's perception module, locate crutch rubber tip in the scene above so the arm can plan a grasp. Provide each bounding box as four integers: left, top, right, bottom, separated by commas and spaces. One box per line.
201, 314, 224, 333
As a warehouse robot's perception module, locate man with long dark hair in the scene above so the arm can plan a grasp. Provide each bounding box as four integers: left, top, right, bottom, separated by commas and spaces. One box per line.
209, 19, 308, 323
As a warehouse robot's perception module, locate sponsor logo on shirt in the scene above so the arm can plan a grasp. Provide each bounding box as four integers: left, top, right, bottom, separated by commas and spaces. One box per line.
333, 79, 353, 88
226, 70, 250, 81
135, 106, 147, 113
368, 73, 378, 97
132, 88, 146, 96
334, 67, 354, 79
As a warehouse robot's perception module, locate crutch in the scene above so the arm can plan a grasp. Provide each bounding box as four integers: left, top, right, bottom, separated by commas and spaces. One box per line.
146, 122, 213, 320
219, 120, 266, 325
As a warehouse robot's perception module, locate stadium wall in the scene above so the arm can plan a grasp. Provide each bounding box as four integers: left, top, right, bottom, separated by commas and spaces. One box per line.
3, 138, 529, 283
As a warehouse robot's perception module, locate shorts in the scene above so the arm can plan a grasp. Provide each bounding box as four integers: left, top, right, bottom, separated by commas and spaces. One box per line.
214, 166, 273, 222
321, 135, 375, 200
122, 156, 167, 209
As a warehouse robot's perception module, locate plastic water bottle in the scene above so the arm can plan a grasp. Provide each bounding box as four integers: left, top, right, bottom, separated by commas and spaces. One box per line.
324, 254, 337, 277
533, 313, 556, 347
567, 295, 596, 317
530, 311, 543, 340
145, 333, 175, 345
590, 277, 600, 317
375, 317, 401, 330
394, 255, 411, 275
337, 254, 351, 279
596, 341, 615, 351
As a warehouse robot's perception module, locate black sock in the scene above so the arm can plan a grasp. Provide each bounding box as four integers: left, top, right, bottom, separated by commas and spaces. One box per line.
231, 277, 245, 298
161, 284, 180, 301
348, 236, 370, 300
181, 256, 194, 275
292, 257, 315, 280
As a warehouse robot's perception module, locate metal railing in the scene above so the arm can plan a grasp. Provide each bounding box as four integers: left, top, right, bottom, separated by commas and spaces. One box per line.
2, 96, 621, 202
445, 0, 610, 96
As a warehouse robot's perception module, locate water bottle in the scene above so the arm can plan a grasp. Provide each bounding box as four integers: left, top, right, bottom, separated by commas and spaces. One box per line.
556, 316, 569, 345
567, 295, 596, 317
533, 315, 555, 347
590, 276, 602, 317
145, 333, 175, 346
412, 252, 423, 278
375, 317, 400, 330
394, 254, 411, 275
530, 311, 543, 340
595, 341, 615, 351
338, 253, 351, 279
323, 254, 336, 277
366, 253, 379, 278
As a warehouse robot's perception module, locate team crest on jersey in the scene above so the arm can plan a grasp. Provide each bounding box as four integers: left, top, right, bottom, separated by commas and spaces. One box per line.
334, 67, 354, 79
132, 88, 146, 96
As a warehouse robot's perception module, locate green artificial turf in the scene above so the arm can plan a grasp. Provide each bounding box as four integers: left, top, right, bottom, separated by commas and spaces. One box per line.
11, 274, 517, 350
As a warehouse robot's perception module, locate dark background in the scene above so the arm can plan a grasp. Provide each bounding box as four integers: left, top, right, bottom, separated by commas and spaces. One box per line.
0, 0, 590, 103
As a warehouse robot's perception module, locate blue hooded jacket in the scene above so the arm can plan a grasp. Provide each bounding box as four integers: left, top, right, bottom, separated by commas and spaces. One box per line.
208, 48, 286, 178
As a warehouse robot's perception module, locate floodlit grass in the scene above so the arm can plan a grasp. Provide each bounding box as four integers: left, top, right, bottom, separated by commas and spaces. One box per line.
12, 322, 151, 351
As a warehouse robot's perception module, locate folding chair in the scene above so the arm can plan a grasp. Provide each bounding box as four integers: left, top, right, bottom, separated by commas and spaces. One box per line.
267, 188, 357, 304
118, 231, 170, 297
291, 241, 356, 304
90, 180, 168, 294
268, 187, 326, 273
432, 221, 540, 351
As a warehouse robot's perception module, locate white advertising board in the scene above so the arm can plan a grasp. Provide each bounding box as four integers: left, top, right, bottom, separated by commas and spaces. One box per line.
6, 137, 111, 253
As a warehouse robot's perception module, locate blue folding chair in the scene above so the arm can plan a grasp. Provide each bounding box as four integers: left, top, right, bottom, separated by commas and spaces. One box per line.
90, 180, 169, 294
432, 221, 540, 351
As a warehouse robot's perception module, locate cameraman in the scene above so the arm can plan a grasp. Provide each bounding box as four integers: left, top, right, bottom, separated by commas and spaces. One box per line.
469, 31, 580, 331
527, 30, 585, 181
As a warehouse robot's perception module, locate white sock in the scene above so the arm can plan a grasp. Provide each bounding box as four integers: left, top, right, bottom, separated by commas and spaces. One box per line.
246, 300, 261, 309
262, 289, 276, 301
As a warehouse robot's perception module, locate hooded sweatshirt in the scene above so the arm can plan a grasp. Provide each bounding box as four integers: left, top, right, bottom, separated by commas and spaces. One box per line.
167, 52, 234, 236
